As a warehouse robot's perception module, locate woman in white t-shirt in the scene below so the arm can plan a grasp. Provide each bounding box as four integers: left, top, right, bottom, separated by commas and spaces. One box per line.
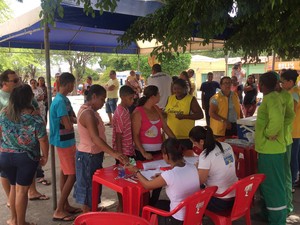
127, 138, 200, 225
189, 126, 238, 212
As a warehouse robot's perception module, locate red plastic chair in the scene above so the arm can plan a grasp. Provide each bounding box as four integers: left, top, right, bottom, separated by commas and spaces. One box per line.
142, 186, 218, 225
74, 212, 155, 225
205, 174, 266, 225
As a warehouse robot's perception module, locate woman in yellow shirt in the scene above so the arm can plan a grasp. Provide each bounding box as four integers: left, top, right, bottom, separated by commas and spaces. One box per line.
165, 79, 203, 149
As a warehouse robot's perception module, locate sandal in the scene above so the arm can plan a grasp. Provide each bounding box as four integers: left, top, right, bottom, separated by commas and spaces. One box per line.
37, 178, 51, 186
29, 194, 50, 201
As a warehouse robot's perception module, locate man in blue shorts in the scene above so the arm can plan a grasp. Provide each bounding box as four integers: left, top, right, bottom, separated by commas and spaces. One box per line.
105, 70, 119, 126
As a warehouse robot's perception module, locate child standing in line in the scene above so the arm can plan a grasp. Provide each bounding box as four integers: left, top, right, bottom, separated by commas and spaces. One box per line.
112, 85, 136, 211
50, 72, 79, 221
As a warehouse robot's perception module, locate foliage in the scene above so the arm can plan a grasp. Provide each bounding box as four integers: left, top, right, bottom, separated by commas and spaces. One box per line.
85, 67, 99, 81
0, 0, 11, 22
51, 51, 100, 83
118, 0, 300, 62
98, 53, 191, 79
0, 48, 45, 82
160, 53, 191, 76
99, 54, 133, 71
98, 66, 114, 85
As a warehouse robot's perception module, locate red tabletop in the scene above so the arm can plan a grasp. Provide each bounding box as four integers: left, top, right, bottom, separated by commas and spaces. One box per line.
92, 165, 149, 215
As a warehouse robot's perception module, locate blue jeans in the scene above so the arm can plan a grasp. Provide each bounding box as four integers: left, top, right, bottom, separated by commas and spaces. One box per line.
291, 138, 300, 185
105, 98, 118, 113
74, 150, 104, 208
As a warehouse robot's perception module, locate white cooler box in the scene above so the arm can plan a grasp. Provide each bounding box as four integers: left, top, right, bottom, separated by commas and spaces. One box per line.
236, 116, 256, 143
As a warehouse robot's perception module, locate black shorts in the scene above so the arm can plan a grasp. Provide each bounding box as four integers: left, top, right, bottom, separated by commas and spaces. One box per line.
0, 152, 38, 186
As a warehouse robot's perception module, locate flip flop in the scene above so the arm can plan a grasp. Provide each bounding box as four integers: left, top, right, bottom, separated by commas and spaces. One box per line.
29, 194, 50, 201
37, 178, 51, 186
67, 208, 82, 214
52, 215, 75, 222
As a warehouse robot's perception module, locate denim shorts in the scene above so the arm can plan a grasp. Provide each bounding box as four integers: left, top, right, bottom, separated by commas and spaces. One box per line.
74, 150, 104, 208
105, 98, 118, 113
0, 152, 38, 186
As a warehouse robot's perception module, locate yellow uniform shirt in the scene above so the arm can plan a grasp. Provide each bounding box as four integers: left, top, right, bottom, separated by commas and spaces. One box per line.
165, 94, 194, 139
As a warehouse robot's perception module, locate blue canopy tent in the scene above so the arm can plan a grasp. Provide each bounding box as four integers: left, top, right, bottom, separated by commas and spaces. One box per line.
0, 0, 165, 53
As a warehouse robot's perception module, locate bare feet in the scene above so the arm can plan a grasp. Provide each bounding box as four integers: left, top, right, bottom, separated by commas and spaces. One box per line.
6, 219, 16, 225
28, 190, 45, 200
7, 219, 36, 225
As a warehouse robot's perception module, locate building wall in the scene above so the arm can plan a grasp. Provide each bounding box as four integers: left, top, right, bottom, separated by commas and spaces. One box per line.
189, 59, 225, 91
227, 63, 266, 77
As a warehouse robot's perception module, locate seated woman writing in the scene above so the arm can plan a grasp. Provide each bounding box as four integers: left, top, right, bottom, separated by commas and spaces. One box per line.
127, 138, 200, 225
189, 126, 238, 212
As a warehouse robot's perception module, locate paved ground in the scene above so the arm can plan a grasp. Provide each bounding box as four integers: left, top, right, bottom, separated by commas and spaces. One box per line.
0, 95, 300, 225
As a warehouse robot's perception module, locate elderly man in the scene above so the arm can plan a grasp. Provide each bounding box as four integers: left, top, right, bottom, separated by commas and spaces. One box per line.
147, 64, 172, 109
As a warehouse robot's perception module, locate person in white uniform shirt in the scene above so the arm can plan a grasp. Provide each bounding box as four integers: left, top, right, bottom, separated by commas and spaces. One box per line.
147, 64, 172, 109
127, 138, 200, 225
189, 126, 238, 212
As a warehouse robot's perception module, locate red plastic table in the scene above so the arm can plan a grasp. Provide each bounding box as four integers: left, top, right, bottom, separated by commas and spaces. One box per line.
231, 144, 257, 179
92, 165, 149, 215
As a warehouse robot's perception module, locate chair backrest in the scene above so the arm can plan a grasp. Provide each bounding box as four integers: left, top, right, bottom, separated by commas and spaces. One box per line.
74, 212, 152, 225
179, 186, 218, 225
230, 174, 266, 220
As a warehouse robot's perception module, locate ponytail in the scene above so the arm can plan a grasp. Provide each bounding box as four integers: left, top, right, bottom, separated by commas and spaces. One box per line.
189, 126, 223, 157
137, 85, 158, 106
137, 96, 149, 106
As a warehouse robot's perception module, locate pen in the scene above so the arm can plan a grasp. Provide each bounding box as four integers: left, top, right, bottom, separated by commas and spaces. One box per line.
125, 178, 138, 184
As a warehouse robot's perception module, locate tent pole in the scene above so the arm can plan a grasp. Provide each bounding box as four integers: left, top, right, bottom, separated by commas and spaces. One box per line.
137, 53, 140, 71
44, 22, 57, 210
272, 50, 275, 71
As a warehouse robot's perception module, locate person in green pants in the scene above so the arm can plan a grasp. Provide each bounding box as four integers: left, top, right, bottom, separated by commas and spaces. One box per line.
275, 72, 295, 215
255, 72, 287, 225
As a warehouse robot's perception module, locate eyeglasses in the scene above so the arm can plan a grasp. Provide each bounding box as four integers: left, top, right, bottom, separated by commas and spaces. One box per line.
222, 81, 232, 85
8, 78, 19, 83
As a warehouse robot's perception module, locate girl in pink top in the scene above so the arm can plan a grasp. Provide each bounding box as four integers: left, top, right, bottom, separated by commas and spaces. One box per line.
132, 85, 175, 206
74, 85, 128, 213
132, 85, 175, 161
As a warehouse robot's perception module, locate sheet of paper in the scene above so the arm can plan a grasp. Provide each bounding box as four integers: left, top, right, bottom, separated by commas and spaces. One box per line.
142, 157, 198, 170
184, 156, 198, 165
140, 169, 161, 180
142, 159, 169, 170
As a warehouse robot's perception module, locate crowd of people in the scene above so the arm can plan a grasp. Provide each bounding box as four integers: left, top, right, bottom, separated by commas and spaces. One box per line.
0, 63, 299, 225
